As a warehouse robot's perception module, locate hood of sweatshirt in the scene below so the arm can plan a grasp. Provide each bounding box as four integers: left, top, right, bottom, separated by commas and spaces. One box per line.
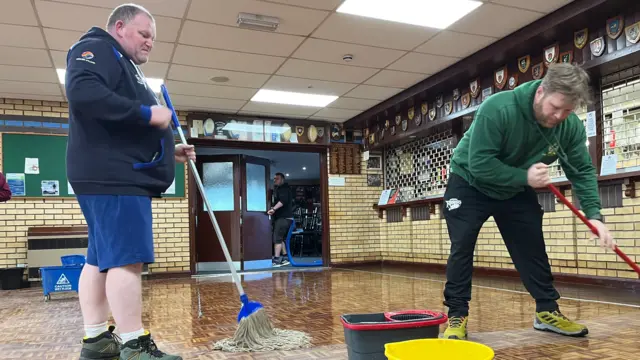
68, 27, 131, 63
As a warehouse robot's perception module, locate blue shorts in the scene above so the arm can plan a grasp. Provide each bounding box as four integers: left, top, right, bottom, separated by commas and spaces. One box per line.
76, 195, 154, 272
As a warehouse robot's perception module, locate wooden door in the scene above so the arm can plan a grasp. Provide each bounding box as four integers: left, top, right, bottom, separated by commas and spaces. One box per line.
194, 155, 241, 272
239, 155, 272, 270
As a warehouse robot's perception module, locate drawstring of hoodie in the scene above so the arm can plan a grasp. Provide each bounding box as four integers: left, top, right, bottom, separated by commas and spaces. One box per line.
531, 121, 579, 175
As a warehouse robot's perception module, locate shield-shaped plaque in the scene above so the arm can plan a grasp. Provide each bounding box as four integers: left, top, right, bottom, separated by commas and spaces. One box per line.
494, 67, 507, 90
559, 50, 573, 64
384, 119, 390, 129
590, 37, 605, 57
395, 115, 401, 125
436, 95, 443, 108
368, 133, 375, 145
428, 108, 436, 121
607, 15, 623, 40
444, 101, 453, 116
317, 126, 324, 138
461, 93, 470, 109
408, 107, 414, 120
453, 89, 460, 101
532, 62, 544, 80
518, 55, 530, 73
414, 112, 422, 126
296, 126, 304, 137
390, 126, 396, 136
379, 127, 384, 140
543, 43, 559, 67
574, 28, 588, 49
401, 118, 408, 132
307, 125, 317, 143
625, 21, 640, 44
470, 79, 480, 99
421, 102, 428, 115
508, 74, 519, 90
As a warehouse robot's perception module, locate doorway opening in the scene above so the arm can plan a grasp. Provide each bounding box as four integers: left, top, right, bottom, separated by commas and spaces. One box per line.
190, 145, 325, 274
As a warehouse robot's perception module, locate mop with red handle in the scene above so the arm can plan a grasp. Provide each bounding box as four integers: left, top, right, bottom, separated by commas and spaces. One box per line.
547, 184, 640, 277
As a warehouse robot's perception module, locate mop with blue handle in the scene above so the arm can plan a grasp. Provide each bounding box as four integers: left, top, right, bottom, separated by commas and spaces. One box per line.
160, 85, 311, 352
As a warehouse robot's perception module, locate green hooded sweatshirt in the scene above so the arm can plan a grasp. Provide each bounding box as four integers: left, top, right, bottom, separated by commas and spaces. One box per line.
450, 79, 601, 219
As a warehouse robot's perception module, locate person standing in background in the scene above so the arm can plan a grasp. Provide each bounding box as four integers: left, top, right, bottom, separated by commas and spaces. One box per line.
268, 172, 292, 267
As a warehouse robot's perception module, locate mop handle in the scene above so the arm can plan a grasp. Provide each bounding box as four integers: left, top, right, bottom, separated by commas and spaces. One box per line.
547, 184, 640, 275
160, 84, 246, 297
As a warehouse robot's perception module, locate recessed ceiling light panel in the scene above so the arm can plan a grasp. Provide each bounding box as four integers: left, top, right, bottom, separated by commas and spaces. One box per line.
336, 0, 483, 29
251, 89, 338, 107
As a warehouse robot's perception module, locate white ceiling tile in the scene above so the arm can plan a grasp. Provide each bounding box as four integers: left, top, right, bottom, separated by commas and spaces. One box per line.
291, 38, 406, 69
49, 50, 67, 69
261, 76, 357, 96
187, 0, 330, 36
241, 102, 319, 117
169, 94, 247, 111
276, 59, 378, 83
172, 45, 286, 74
165, 80, 258, 100
448, 3, 545, 38
308, 115, 347, 122
343, 85, 403, 101
0, 0, 38, 26
387, 52, 458, 74
49, 0, 190, 18
266, 0, 343, 11
34, 1, 181, 43
0, 46, 51, 67
139, 62, 169, 78
0, 24, 45, 49
175, 105, 236, 114
312, 107, 362, 120
327, 97, 380, 111
148, 42, 174, 63
0, 80, 62, 96
0, 65, 58, 83
236, 110, 309, 119
167, 64, 270, 88
414, 31, 498, 58
178, 20, 304, 57
489, 0, 573, 13
312, 13, 439, 51
0, 93, 65, 102
364, 70, 427, 88
43, 28, 81, 51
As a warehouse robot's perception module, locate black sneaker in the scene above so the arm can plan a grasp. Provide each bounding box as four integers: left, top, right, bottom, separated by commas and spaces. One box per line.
119, 331, 181, 360
79, 325, 121, 360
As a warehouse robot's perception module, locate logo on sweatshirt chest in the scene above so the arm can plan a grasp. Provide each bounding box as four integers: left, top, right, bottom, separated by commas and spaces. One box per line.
540, 143, 560, 164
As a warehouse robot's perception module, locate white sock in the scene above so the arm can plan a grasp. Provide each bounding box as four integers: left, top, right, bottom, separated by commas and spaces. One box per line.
121, 328, 146, 344
84, 321, 108, 338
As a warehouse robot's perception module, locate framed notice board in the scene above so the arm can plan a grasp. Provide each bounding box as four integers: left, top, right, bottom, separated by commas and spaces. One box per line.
1, 133, 185, 198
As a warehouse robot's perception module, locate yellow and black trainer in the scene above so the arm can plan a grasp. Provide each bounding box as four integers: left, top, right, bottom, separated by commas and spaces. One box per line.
533, 310, 588, 337
79, 325, 121, 360
443, 316, 468, 340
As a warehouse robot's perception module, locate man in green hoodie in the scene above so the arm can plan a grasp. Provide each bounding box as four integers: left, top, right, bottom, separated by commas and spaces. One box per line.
442, 63, 615, 340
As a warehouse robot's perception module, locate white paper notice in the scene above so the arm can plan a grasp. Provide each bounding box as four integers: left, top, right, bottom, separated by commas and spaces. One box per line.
328, 177, 345, 186
25, 158, 39, 174
164, 178, 176, 195
600, 154, 618, 176
586, 111, 596, 137
363, 151, 370, 161
378, 189, 392, 205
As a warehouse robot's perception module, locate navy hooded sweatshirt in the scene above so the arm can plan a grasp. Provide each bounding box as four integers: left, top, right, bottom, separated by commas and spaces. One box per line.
65, 27, 175, 197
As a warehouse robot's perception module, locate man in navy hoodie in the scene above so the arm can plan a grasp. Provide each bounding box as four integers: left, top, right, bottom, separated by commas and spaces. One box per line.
65, 4, 194, 360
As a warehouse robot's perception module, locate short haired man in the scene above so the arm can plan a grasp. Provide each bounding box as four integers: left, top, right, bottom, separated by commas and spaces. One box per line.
65, 4, 194, 360
268, 172, 292, 266
442, 63, 614, 340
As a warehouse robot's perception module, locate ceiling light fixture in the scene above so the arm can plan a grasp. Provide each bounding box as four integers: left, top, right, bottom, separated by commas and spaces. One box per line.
302, 167, 306, 171
237, 12, 280, 32
55, 68, 164, 93
251, 89, 338, 107
285, 173, 290, 177
211, 76, 230, 83
336, 0, 483, 29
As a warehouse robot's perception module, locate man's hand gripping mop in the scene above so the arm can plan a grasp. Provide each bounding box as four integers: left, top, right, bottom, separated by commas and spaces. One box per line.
161, 85, 311, 352
548, 184, 640, 277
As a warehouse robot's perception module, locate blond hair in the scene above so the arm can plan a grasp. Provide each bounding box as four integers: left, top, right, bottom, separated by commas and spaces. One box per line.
541, 63, 593, 108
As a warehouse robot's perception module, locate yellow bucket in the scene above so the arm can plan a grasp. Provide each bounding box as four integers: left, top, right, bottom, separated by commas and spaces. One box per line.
385, 339, 495, 360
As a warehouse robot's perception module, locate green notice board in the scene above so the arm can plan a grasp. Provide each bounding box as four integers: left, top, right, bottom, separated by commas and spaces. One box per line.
1, 133, 185, 198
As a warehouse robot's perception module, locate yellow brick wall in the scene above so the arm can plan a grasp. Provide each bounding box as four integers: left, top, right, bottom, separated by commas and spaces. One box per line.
328, 150, 383, 264
0, 98, 190, 274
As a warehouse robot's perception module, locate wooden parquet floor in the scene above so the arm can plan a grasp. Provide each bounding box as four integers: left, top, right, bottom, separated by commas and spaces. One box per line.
1, 266, 639, 359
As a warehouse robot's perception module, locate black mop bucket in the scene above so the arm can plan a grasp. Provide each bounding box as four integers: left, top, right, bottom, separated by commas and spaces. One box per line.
341, 310, 447, 360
